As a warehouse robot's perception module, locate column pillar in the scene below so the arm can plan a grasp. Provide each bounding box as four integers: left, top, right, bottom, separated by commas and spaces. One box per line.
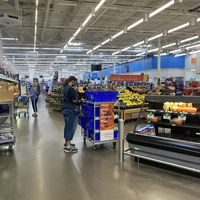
157, 38, 161, 85
113, 57, 116, 74
0, 28, 3, 60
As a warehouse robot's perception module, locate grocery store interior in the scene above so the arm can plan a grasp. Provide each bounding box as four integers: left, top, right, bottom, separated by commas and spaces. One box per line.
1, 0, 200, 200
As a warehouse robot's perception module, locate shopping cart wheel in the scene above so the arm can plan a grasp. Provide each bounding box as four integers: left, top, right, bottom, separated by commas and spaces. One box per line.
83, 137, 86, 142
93, 145, 97, 150
113, 142, 116, 148
19, 114, 20, 118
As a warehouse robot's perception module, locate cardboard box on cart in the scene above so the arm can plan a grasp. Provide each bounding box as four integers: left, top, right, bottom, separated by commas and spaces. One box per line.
0, 90, 14, 102
0, 82, 9, 91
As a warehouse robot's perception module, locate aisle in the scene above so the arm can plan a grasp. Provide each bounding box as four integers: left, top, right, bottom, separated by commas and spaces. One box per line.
0, 95, 200, 200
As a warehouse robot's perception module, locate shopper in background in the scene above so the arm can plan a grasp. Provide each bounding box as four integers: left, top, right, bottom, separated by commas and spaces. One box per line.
29, 82, 38, 117
9, 83, 20, 96
46, 85, 49, 93
61, 76, 84, 153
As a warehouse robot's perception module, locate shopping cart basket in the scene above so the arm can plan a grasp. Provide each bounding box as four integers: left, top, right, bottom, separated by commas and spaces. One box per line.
14, 96, 29, 118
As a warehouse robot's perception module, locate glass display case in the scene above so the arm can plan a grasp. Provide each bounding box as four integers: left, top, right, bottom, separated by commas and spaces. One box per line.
126, 96, 200, 173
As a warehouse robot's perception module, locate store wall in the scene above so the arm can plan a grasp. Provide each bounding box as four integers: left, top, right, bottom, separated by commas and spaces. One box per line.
83, 55, 185, 81
184, 53, 200, 81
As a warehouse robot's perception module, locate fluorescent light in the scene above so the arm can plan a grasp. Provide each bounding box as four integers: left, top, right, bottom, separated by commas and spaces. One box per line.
148, 48, 159, 53
174, 53, 186, 57
36, 0, 38, 6
197, 18, 200, 22
179, 43, 191, 48
112, 30, 124, 39
102, 38, 110, 45
136, 52, 145, 56
148, 33, 163, 41
162, 42, 176, 49
33, 4, 38, 52
2, 38, 18, 40
74, 27, 81, 37
83, 14, 92, 27
180, 36, 199, 43
93, 45, 100, 50
154, 53, 167, 56
186, 44, 200, 49
169, 49, 182, 54
168, 22, 189, 33
68, 37, 74, 44
127, 18, 144, 31
112, 51, 119, 55
87, 50, 92, 54
121, 46, 131, 52
133, 41, 144, 47
149, 0, 175, 18
95, 0, 106, 12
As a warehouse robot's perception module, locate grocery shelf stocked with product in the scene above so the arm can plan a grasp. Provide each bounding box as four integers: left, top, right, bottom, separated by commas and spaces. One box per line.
114, 88, 149, 122
126, 95, 200, 172
45, 86, 62, 111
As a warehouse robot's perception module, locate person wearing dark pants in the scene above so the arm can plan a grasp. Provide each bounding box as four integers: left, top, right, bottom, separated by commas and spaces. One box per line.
61, 76, 84, 153
29, 82, 38, 117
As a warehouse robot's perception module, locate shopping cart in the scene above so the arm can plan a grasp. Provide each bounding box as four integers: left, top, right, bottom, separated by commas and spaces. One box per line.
14, 96, 29, 118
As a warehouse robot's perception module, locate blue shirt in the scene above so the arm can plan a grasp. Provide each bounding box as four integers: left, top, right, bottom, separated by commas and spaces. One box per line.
30, 88, 37, 100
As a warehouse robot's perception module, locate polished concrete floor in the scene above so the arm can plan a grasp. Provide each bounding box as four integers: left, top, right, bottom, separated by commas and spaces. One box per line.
0, 95, 200, 200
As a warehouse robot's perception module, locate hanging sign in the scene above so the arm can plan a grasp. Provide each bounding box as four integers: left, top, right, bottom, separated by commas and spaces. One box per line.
110, 74, 149, 82
165, 78, 173, 86
100, 103, 114, 141
191, 58, 197, 64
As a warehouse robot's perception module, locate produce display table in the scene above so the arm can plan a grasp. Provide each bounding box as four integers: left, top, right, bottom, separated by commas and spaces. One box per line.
114, 104, 148, 122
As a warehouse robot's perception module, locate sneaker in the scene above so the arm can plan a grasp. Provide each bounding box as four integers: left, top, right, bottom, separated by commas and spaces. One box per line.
64, 146, 78, 153
63, 143, 75, 149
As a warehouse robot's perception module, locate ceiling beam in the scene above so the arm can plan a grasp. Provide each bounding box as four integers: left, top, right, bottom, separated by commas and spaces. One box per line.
42, 0, 52, 43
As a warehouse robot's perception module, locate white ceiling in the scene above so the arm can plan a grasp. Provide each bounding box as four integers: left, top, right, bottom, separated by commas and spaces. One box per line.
1, 0, 200, 78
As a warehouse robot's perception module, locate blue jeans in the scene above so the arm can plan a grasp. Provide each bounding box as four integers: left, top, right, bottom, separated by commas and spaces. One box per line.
61, 109, 78, 141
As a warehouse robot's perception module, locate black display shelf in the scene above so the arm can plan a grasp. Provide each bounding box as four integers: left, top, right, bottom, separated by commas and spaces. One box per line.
145, 109, 200, 116
151, 121, 200, 130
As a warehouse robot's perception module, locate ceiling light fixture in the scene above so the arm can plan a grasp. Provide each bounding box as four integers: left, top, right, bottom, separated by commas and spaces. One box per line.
186, 44, 200, 49
127, 18, 144, 30
136, 52, 146, 56
148, 33, 163, 41
154, 53, 167, 57
86, 50, 92, 54
148, 48, 159, 53
189, 50, 200, 54
33, 0, 39, 52
95, 0, 106, 12
197, 18, 200, 22
149, 0, 175, 18
61, 0, 106, 54
112, 30, 124, 39
121, 46, 131, 52
162, 42, 176, 49
101, 38, 110, 45
169, 49, 182, 54
133, 41, 144, 47
168, 22, 189, 33
180, 36, 199, 43
93, 45, 100, 51
174, 53, 186, 57
2, 38, 18, 41
112, 51, 119, 55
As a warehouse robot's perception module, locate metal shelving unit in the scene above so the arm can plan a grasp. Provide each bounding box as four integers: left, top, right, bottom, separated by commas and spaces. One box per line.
81, 101, 118, 150
0, 102, 16, 150
0, 74, 18, 83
